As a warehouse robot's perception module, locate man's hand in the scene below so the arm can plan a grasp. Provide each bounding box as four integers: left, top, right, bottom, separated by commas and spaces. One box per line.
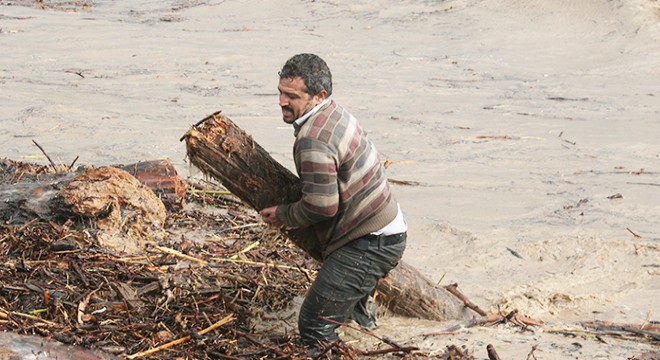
259, 206, 283, 226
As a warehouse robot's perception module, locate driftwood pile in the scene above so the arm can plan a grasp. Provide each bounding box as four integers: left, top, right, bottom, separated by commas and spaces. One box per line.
0, 157, 483, 359
0, 154, 534, 359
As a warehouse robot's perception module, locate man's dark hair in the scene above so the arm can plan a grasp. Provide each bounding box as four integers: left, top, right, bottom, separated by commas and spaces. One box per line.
279, 53, 333, 97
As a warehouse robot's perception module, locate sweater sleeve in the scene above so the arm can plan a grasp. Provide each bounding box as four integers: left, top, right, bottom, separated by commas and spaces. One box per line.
276, 138, 339, 229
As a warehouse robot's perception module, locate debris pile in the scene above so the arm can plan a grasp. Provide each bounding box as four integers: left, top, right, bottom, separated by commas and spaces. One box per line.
1, 157, 458, 359
1, 158, 656, 359
0, 180, 316, 358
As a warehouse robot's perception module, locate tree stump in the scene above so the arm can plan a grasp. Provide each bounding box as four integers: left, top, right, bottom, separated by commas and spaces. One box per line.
182, 111, 470, 321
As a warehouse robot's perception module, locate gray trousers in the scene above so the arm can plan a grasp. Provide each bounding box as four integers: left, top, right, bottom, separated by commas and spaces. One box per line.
298, 232, 406, 346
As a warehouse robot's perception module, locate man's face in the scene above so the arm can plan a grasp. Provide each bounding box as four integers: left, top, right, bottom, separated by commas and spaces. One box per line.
278, 76, 322, 124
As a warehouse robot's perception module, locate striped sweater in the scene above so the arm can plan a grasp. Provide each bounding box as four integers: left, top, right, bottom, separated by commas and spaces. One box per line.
276, 100, 398, 259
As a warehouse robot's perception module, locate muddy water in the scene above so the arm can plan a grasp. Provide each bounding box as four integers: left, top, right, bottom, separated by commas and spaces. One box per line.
1, 0, 659, 358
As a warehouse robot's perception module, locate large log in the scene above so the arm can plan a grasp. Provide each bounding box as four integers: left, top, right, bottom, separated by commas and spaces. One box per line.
0, 159, 170, 254
0, 158, 187, 212
182, 111, 469, 321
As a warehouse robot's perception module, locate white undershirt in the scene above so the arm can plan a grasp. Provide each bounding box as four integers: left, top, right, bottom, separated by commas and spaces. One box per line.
293, 98, 331, 127
372, 203, 408, 236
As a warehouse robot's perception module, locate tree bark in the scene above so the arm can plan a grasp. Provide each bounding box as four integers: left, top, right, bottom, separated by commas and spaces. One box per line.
119, 159, 188, 210
181, 111, 469, 321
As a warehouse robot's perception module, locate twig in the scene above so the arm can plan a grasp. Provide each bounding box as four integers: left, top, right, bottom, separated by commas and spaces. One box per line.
515, 314, 545, 327
490, 309, 543, 328
210, 257, 316, 277
444, 283, 487, 316
627, 181, 660, 187
230, 240, 260, 259
423, 312, 543, 337
314, 339, 342, 359
154, 245, 208, 266
187, 188, 232, 196
641, 310, 653, 330
32, 140, 60, 173
506, 247, 524, 259
476, 135, 516, 140
487, 344, 501, 360
526, 344, 539, 360
234, 329, 286, 358
56, 155, 67, 172
68, 155, 79, 170
217, 222, 262, 234
361, 346, 420, 356
581, 320, 660, 341
436, 272, 446, 286
546, 320, 660, 344
3, 310, 58, 326
126, 314, 233, 359
387, 178, 422, 186
321, 317, 418, 355
626, 227, 642, 238
65, 69, 85, 78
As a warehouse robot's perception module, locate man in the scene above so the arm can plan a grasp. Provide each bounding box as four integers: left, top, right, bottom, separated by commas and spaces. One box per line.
259, 53, 407, 350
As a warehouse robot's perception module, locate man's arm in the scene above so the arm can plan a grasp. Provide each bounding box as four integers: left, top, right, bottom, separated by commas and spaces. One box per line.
270, 138, 339, 229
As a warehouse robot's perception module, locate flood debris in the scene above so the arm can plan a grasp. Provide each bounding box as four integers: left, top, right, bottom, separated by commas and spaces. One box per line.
0, 157, 460, 359
1, 156, 656, 359
0, 158, 314, 358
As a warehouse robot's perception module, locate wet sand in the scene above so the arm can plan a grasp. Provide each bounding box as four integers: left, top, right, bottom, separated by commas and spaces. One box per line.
1, 0, 659, 358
